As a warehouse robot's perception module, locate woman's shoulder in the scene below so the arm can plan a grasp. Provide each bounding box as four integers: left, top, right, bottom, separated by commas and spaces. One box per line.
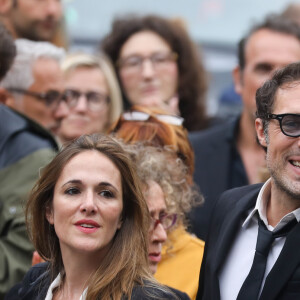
130, 281, 190, 300
5, 262, 51, 300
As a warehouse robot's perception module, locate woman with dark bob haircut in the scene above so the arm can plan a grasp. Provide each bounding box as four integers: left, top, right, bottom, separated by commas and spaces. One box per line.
7, 134, 186, 300
102, 14, 209, 131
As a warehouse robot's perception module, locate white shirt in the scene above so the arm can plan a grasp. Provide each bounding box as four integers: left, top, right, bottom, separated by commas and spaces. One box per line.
219, 179, 300, 300
45, 273, 88, 300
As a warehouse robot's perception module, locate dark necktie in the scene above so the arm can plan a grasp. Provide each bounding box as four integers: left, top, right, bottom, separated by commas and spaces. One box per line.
236, 217, 297, 300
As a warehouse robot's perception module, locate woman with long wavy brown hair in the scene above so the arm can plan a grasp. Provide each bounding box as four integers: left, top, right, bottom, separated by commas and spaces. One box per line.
6, 134, 187, 300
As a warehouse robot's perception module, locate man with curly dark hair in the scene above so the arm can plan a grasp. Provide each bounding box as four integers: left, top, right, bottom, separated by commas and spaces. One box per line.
189, 14, 300, 241
198, 61, 300, 300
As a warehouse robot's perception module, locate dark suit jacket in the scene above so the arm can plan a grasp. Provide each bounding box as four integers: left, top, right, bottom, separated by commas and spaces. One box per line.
6, 263, 190, 300
197, 184, 300, 300
188, 117, 248, 240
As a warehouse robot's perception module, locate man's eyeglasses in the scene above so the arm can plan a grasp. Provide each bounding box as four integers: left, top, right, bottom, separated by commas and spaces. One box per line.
150, 213, 177, 232
266, 113, 300, 137
117, 52, 178, 75
122, 111, 184, 126
7, 88, 63, 107
62, 89, 110, 112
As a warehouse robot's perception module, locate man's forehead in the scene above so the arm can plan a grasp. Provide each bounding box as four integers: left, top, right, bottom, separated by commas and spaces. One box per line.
32, 57, 61, 75
247, 28, 300, 47
273, 82, 300, 112
245, 29, 300, 66
31, 57, 63, 88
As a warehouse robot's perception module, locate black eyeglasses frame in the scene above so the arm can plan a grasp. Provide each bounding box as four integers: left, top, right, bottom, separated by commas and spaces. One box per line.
62, 89, 110, 112
7, 87, 63, 107
266, 113, 300, 138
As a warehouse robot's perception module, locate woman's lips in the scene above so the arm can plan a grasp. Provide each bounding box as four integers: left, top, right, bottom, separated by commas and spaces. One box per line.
148, 252, 162, 263
141, 85, 159, 95
75, 219, 100, 234
66, 116, 90, 127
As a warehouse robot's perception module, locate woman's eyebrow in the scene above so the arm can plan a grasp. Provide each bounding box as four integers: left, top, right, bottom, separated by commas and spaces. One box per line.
62, 179, 82, 187
98, 182, 120, 193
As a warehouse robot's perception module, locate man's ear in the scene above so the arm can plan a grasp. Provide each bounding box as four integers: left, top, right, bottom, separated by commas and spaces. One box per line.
255, 118, 267, 147
0, 88, 16, 107
232, 66, 243, 95
0, 0, 13, 14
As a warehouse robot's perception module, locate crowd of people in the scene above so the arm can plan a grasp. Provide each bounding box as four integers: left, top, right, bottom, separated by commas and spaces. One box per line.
1, 1, 300, 300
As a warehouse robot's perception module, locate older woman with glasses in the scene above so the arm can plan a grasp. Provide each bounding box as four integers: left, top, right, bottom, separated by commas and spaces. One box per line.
110, 105, 204, 300
56, 52, 123, 144
102, 14, 213, 132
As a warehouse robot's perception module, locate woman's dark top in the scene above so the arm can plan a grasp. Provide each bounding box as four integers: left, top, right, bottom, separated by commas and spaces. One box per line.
5, 263, 190, 300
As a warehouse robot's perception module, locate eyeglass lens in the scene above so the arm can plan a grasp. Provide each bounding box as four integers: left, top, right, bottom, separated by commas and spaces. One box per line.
44, 91, 62, 106
281, 114, 300, 137
63, 89, 108, 111
119, 52, 176, 72
122, 111, 183, 126
156, 114, 184, 126
152, 214, 176, 230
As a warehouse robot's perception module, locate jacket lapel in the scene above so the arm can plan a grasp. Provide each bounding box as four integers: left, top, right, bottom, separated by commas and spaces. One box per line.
203, 123, 235, 199
260, 222, 300, 299
212, 186, 259, 273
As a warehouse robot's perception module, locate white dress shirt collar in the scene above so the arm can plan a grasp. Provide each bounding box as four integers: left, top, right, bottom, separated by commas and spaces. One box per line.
243, 178, 300, 231
45, 273, 88, 300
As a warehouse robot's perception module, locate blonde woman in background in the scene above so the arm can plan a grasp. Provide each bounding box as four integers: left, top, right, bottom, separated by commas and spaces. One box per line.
57, 53, 123, 144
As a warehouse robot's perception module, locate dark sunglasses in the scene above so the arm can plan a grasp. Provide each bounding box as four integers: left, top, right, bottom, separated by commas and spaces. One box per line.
266, 113, 300, 137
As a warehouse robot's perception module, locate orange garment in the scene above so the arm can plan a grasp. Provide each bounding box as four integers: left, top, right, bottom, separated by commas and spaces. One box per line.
155, 225, 204, 300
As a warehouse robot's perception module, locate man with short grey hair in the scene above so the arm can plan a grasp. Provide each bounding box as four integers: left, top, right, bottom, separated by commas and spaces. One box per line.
0, 38, 67, 299
0, 38, 65, 132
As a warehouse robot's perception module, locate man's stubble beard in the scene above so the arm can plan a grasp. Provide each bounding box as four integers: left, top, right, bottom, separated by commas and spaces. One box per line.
267, 148, 300, 200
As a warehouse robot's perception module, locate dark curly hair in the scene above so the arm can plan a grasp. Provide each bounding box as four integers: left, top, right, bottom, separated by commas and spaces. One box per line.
101, 14, 209, 131
256, 62, 300, 129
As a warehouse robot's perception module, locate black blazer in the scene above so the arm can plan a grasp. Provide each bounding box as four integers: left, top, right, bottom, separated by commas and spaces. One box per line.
197, 184, 300, 300
188, 118, 245, 240
6, 263, 190, 300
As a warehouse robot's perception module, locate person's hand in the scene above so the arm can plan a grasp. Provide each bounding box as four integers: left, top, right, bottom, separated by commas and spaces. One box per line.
141, 94, 180, 115
162, 94, 179, 115
32, 251, 45, 266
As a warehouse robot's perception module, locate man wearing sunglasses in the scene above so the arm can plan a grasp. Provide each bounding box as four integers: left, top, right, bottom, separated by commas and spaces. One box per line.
189, 14, 300, 241
0, 38, 65, 133
198, 62, 300, 300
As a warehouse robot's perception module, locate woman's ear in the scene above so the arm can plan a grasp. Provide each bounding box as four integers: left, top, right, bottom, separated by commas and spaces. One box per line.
255, 118, 267, 147
117, 216, 123, 230
46, 206, 54, 225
